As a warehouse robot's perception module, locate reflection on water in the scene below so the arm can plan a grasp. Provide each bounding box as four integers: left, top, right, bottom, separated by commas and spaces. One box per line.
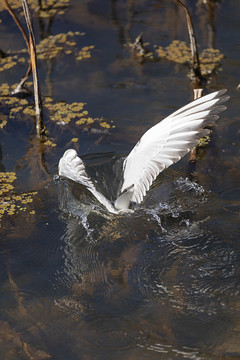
0, 0, 240, 359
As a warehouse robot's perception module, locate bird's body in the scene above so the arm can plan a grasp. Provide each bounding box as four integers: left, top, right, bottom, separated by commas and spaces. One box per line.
58, 89, 229, 214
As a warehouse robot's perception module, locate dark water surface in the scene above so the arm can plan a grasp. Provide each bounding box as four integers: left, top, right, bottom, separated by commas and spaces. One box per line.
0, 1, 240, 359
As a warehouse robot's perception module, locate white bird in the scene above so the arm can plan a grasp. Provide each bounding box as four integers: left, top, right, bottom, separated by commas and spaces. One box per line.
58, 89, 229, 214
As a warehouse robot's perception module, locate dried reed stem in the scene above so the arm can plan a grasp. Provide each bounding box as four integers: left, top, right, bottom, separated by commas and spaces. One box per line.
22, 0, 45, 137
3, 0, 32, 93
189, 89, 203, 162
176, 0, 202, 81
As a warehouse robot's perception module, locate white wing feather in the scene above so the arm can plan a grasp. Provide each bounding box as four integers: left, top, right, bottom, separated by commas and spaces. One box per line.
59, 149, 118, 213
117, 89, 229, 207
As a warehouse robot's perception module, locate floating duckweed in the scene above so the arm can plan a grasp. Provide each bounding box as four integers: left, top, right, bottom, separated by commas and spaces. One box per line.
0, 51, 28, 72
45, 96, 54, 103
0, 31, 88, 73
71, 138, 78, 143
10, 106, 23, 113
0, 115, 7, 129
199, 133, 211, 147
0, 84, 112, 146
155, 40, 224, 75
76, 45, 94, 61
156, 40, 191, 64
0, 56, 18, 72
0, 172, 17, 183
0, 83, 35, 123
199, 48, 224, 75
0, 171, 38, 221
66, 41, 77, 47
19, 99, 28, 105
37, 32, 84, 60
23, 107, 36, 116
44, 100, 90, 125
45, 140, 57, 147
75, 118, 86, 125
100, 121, 111, 129
0, 0, 70, 16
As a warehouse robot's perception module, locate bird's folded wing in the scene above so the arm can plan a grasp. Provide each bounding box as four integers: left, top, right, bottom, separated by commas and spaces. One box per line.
119, 89, 229, 205
58, 149, 117, 213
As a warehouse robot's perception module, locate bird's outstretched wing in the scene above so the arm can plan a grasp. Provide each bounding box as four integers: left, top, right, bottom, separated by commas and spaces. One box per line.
58, 149, 118, 213
115, 89, 229, 210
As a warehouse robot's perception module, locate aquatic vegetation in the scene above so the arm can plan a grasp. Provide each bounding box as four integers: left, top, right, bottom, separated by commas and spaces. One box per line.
129, 35, 155, 63
0, 52, 28, 72
71, 138, 78, 143
0, 114, 7, 129
44, 97, 112, 131
0, 171, 37, 221
155, 40, 224, 76
198, 132, 211, 147
0, 32, 94, 73
44, 139, 57, 147
36, 32, 85, 60
0, 0, 69, 17
44, 99, 86, 125
0, 82, 33, 121
76, 45, 95, 61
0, 56, 17, 72
0, 83, 111, 128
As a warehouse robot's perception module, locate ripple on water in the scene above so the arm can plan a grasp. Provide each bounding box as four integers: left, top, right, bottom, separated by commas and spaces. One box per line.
55, 169, 240, 357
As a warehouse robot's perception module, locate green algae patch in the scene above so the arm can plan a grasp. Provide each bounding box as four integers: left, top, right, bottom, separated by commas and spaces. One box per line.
0, 172, 37, 221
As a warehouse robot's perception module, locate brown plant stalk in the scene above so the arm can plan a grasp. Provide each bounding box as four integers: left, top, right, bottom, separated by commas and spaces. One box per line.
22, 0, 45, 137
3, 0, 32, 93
176, 0, 202, 81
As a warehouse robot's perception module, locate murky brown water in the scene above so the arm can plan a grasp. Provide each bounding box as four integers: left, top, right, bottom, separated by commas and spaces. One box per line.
0, 1, 240, 359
